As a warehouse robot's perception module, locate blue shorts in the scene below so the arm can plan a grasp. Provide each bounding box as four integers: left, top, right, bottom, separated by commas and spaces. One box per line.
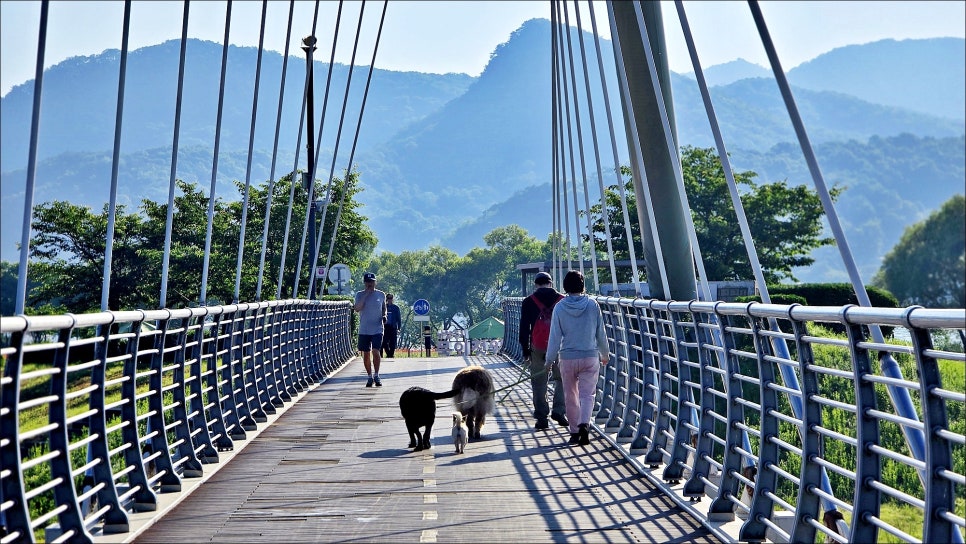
358, 333, 384, 352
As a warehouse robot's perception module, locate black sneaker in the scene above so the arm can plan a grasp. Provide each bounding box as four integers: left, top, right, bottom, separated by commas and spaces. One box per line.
551, 413, 569, 427
578, 423, 590, 446
374, 376, 382, 387
366, 377, 374, 387
568, 433, 580, 445
535, 419, 549, 430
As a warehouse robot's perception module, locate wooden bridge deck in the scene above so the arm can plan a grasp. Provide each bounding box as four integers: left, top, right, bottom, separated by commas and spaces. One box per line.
124, 355, 713, 543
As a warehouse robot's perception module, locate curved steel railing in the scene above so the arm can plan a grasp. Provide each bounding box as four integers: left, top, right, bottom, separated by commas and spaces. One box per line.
0, 299, 353, 543
502, 296, 965, 543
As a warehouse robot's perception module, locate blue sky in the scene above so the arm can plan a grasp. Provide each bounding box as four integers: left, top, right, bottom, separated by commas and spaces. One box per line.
1, 1, 964, 96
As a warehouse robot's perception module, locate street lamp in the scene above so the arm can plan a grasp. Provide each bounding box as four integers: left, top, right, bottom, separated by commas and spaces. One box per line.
301, 35, 318, 299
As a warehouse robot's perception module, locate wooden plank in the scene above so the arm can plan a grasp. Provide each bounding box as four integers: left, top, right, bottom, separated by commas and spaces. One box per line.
134, 355, 713, 543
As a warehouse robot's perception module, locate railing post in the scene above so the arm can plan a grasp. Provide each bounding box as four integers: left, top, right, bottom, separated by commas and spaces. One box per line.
0, 326, 31, 541
905, 307, 959, 542
204, 311, 234, 452
843, 306, 881, 543
48, 320, 93, 541
683, 308, 720, 501
614, 301, 641, 444
643, 302, 674, 466
186, 309, 220, 462
708, 305, 747, 521
119, 312, 158, 511
629, 302, 659, 454
167, 312, 204, 477
786, 309, 825, 543
250, 304, 275, 417
739, 312, 780, 542
146, 314, 182, 493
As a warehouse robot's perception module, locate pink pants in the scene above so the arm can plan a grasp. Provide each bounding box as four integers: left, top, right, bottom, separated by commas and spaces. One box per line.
558, 356, 601, 434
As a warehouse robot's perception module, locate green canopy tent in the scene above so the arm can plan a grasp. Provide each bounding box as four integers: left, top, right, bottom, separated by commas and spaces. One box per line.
467, 316, 504, 339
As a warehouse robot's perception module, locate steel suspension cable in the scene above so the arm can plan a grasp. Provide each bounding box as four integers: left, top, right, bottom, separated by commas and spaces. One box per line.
199, 0, 232, 306
586, 1, 641, 296
627, 0, 714, 303
255, 0, 295, 301
553, 24, 573, 272
322, 1, 388, 277
296, 0, 362, 297
276, 0, 321, 299
748, 0, 934, 507
572, 0, 619, 296
232, 0, 269, 303
101, 0, 132, 312
550, 1, 562, 284
14, 0, 49, 315
555, 6, 584, 276
159, 1, 191, 308
308, 1, 349, 296
604, 0, 670, 298
561, 0, 601, 291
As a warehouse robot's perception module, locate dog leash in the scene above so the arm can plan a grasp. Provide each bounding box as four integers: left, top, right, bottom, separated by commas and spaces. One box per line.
496, 364, 548, 403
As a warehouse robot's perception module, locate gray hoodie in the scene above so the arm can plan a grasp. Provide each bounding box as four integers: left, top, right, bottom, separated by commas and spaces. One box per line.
545, 294, 609, 363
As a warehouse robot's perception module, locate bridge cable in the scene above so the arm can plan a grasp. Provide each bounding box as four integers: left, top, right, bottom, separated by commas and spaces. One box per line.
553, 8, 575, 274
322, 1, 389, 278
308, 1, 350, 297
571, 1, 619, 296
198, 0, 233, 306
604, 1, 671, 299
276, 0, 322, 299
626, 0, 714, 304
748, 0, 934, 506
550, 2, 563, 285
101, 0, 132, 312
585, 1, 643, 297
292, 0, 327, 297
561, 0, 601, 292
13, 0, 49, 316
232, 0, 269, 304
159, 1, 192, 308
307, 0, 368, 288
255, 0, 296, 301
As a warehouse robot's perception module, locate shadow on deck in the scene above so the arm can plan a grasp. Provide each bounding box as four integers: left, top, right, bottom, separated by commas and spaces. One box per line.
119, 355, 712, 543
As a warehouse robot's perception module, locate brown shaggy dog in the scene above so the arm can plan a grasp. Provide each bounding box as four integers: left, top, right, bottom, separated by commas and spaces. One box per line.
451, 365, 495, 440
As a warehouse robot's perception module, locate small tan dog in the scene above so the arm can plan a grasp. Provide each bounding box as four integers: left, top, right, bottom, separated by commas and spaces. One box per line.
451, 412, 468, 454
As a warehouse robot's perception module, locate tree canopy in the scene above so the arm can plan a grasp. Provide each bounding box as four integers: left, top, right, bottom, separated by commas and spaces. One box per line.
872, 194, 965, 308
19, 171, 376, 313
585, 146, 838, 284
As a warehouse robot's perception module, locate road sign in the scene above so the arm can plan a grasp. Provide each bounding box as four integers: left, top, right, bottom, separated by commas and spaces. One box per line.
315, 266, 326, 279
412, 299, 430, 316
413, 315, 430, 322
328, 263, 350, 295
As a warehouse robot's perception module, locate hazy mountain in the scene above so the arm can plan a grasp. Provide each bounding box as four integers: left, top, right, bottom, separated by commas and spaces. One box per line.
0, 39, 475, 173
787, 38, 966, 122
681, 58, 770, 86
1, 20, 963, 284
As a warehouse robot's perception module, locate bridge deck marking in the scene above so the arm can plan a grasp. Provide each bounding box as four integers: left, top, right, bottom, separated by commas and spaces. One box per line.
130, 355, 713, 543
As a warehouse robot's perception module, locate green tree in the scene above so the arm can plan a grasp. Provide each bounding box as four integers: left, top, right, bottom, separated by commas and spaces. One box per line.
23, 171, 376, 313
872, 194, 965, 308
585, 146, 838, 284
1, 260, 19, 315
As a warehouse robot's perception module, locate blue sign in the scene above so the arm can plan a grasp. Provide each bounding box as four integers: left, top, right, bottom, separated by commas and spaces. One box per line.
412, 299, 430, 316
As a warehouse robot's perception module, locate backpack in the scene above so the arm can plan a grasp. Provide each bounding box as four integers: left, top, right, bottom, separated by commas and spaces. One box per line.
529, 294, 562, 351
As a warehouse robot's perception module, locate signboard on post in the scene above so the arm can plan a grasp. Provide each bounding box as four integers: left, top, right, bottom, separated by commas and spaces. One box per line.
413, 299, 430, 321
327, 263, 350, 295
315, 266, 326, 279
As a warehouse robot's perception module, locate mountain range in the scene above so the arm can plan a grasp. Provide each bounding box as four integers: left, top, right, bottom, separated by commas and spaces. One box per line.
1, 19, 963, 284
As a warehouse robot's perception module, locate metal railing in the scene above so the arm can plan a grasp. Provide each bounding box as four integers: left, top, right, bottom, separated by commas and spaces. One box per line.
1, 300, 354, 543
502, 297, 965, 543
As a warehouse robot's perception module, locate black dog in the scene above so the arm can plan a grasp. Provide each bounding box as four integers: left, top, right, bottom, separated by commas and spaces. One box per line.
399, 386, 457, 451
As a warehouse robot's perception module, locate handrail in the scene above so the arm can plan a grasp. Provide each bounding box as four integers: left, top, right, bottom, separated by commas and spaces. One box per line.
0, 299, 353, 543
501, 296, 965, 543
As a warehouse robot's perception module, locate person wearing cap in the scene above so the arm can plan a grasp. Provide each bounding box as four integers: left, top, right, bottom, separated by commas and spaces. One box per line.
354, 272, 387, 387
518, 271, 568, 430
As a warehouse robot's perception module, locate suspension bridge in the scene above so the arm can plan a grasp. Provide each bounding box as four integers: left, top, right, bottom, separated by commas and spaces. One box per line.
2, 1, 964, 543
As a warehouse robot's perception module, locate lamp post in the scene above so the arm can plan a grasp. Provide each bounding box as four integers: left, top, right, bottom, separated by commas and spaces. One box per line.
302, 35, 318, 299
